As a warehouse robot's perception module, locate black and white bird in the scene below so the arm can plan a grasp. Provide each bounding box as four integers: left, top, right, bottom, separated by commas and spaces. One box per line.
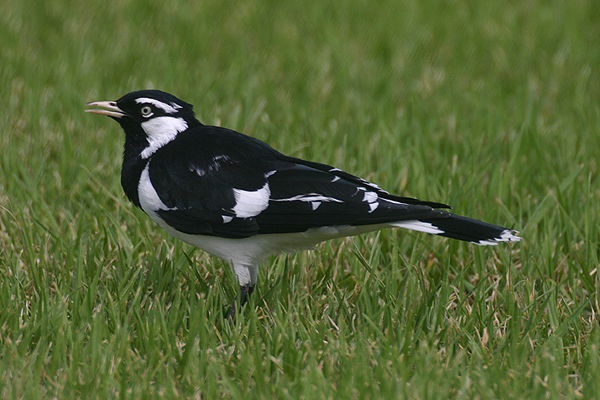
86, 90, 521, 316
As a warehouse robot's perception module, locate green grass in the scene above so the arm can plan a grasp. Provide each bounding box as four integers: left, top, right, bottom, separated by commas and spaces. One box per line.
1, 0, 600, 398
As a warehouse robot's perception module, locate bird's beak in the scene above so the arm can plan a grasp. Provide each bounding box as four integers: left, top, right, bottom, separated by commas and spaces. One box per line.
85, 101, 126, 118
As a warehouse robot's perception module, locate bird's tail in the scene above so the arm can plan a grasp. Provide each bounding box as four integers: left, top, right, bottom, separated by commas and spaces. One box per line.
391, 214, 521, 246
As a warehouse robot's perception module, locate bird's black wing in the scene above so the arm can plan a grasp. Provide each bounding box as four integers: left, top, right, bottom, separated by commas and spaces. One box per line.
278, 155, 451, 209
255, 158, 451, 234
257, 157, 518, 245
145, 126, 451, 239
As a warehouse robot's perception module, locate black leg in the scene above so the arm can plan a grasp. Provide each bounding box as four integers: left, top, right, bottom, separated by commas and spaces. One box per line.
227, 284, 255, 319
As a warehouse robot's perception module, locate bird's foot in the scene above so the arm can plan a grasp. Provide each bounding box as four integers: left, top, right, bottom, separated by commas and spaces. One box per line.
226, 285, 255, 319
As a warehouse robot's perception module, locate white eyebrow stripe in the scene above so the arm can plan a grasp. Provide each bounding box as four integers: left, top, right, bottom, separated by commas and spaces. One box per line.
135, 98, 181, 114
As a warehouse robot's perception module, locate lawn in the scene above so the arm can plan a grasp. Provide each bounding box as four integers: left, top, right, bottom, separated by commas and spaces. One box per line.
1, 0, 599, 398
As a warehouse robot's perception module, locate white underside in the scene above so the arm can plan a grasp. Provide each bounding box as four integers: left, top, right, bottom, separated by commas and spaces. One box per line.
160, 222, 395, 287
159, 221, 520, 286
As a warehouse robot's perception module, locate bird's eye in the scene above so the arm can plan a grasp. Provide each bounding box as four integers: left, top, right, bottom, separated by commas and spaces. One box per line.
140, 106, 153, 117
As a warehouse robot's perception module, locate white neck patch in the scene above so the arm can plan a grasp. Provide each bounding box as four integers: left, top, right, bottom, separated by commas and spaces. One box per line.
135, 98, 182, 114
140, 116, 188, 159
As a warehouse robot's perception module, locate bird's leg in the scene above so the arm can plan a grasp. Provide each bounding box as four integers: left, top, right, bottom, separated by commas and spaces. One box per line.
227, 284, 255, 319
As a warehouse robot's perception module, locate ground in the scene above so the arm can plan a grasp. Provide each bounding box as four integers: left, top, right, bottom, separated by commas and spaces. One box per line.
1, 0, 599, 398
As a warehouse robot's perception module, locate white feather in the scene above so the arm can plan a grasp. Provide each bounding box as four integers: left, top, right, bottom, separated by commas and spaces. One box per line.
137, 165, 175, 215
368, 202, 379, 213
271, 194, 342, 204
476, 229, 521, 246
390, 220, 445, 234
232, 183, 271, 218
140, 116, 188, 159
363, 191, 378, 203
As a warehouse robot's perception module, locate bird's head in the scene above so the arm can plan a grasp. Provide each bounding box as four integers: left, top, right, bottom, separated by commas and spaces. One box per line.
86, 90, 200, 158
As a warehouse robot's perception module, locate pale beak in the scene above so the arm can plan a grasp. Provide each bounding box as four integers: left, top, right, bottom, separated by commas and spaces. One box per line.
85, 101, 126, 118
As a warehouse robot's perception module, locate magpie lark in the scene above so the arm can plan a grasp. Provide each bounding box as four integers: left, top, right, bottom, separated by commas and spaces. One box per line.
86, 90, 521, 316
